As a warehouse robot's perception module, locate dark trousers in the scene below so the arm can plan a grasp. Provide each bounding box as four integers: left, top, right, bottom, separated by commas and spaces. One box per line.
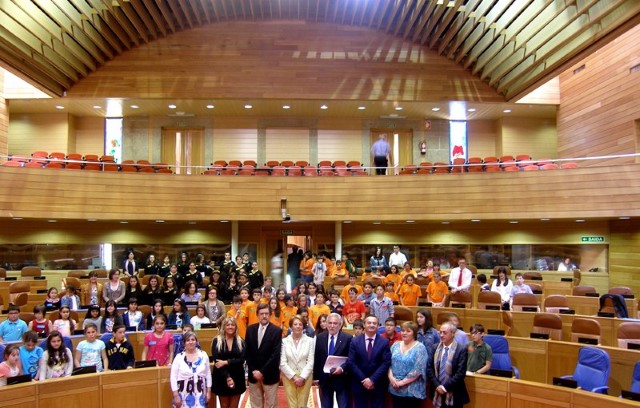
319, 379, 350, 408
391, 395, 422, 408
374, 156, 388, 175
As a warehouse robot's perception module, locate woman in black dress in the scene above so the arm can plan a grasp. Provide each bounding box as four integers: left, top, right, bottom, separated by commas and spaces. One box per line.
211, 316, 246, 408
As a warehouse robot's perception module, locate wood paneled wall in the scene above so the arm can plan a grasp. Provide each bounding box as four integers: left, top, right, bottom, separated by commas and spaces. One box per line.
609, 219, 640, 295
318, 129, 361, 162
74, 116, 104, 155
500, 117, 557, 159
68, 22, 504, 103
0, 69, 7, 161
7, 113, 70, 155
212, 128, 257, 162
557, 23, 640, 166
1, 164, 640, 222
266, 128, 310, 162
467, 120, 497, 159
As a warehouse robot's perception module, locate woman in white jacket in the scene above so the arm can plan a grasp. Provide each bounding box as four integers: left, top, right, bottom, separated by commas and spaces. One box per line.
491, 267, 514, 310
280, 315, 315, 408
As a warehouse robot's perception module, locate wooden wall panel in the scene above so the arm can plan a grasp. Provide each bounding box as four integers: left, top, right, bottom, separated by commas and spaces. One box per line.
68, 22, 504, 103
468, 120, 497, 159
500, 117, 557, 160
609, 219, 640, 296
1, 164, 640, 222
557, 23, 640, 166
74, 116, 105, 156
213, 129, 257, 162
8, 113, 70, 155
0, 70, 7, 161
318, 130, 361, 162
265, 128, 309, 162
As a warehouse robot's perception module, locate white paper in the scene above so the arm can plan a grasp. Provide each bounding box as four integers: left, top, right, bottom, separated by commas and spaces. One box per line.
323, 356, 348, 373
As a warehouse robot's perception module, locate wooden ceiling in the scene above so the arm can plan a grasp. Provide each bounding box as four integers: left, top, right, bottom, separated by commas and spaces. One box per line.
1, 0, 640, 102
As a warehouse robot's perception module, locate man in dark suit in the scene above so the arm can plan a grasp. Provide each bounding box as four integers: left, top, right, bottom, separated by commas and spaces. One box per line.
245, 303, 282, 408
427, 321, 470, 408
347, 315, 391, 408
314, 312, 353, 408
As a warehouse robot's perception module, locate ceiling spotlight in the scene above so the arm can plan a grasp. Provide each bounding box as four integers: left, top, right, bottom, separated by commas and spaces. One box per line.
343, 220, 352, 224
441, 221, 450, 224
189, 221, 198, 225
405, 220, 415, 223
540, 218, 551, 221
244, 104, 253, 109
432, 107, 440, 111
55, 105, 64, 110
92, 105, 102, 109
168, 104, 177, 109
320, 104, 328, 110
130, 105, 139, 109
48, 219, 57, 223
282, 105, 290, 109
87, 219, 97, 222
372, 221, 381, 224
471, 219, 481, 222
155, 220, 165, 223
12, 217, 23, 220
468, 108, 476, 112
575, 219, 585, 223
206, 104, 215, 109
503, 109, 512, 113
120, 221, 128, 224
395, 106, 403, 111
619, 216, 631, 220
509, 220, 519, 224
219, 220, 229, 223
358, 106, 366, 110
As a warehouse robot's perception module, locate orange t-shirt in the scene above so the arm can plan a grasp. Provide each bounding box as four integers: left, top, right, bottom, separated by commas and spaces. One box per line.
281, 306, 297, 330
426, 281, 449, 304
308, 304, 331, 329
241, 300, 258, 325
226, 307, 247, 339
384, 291, 399, 303
269, 313, 284, 329
300, 258, 314, 276
386, 274, 402, 291
340, 284, 363, 302
398, 283, 422, 306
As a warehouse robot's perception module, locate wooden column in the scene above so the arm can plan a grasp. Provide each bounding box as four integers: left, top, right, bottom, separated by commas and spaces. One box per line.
0, 69, 7, 163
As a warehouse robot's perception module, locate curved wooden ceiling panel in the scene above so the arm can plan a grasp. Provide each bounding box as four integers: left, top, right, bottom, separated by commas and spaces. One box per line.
0, 0, 639, 101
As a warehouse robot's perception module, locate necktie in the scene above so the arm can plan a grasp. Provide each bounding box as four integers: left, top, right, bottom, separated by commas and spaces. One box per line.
258, 325, 265, 348
439, 347, 449, 382
457, 269, 463, 287
367, 337, 373, 359
329, 335, 335, 355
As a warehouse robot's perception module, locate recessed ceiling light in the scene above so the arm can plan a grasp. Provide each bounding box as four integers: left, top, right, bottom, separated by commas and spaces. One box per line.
575, 219, 585, 223
343, 220, 352, 224
471, 219, 481, 222
206, 104, 215, 109
130, 105, 139, 109
503, 109, 512, 113
244, 104, 253, 109
395, 106, 403, 111
441, 221, 450, 224
406, 220, 415, 223
55, 105, 64, 110
282, 105, 290, 109
92, 105, 102, 109
509, 220, 519, 224
619, 216, 631, 220
358, 106, 366, 110
320, 105, 328, 110
155, 220, 165, 223
12, 217, 22, 220
87, 219, 97, 222
372, 221, 381, 225
168, 104, 177, 109
48, 219, 57, 223
120, 221, 128, 224
540, 218, 551, 221
219, 220, 228, 223
467, 108, 476, 112
432, 107, 440, 111
189, 221, 198, 225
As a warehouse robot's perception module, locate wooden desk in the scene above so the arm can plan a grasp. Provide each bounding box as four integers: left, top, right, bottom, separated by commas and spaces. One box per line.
562, 295, 637, 317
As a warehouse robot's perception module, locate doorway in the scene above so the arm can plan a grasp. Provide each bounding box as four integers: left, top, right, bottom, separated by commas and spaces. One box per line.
262, 228, 312, 291
161, 128, 204, 174
370, 129, 413, 175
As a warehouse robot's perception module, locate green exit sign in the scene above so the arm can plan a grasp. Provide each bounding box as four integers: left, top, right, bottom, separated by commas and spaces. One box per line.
581, 236, 605, 242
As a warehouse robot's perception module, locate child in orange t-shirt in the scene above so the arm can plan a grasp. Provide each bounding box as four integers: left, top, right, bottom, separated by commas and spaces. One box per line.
240, 288, 259, 326
384, 281, 399, 303
386, 265, 402, 292
426, 272, 449, 307
281, 295, 298, 332
398, 274, 422, 306
308, 292, 331, 329
340, 275, 363, 302
227, 295, 247, 338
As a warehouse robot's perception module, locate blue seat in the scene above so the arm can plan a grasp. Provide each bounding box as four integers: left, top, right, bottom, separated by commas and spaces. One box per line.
99, 333, 113, 344
561, 346, 610, 394
484, 334, 519, 378
631, 361, 640, 393
39, 336, 74, 352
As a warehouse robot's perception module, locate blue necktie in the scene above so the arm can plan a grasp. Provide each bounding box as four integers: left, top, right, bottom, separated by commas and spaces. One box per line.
329, 335, 335, 355
439, 347, 449, 382
367, 338, 373, 359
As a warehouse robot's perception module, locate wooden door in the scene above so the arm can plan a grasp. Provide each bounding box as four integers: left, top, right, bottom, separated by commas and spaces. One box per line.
161, 128, 204, 175
371, 129, 413, 175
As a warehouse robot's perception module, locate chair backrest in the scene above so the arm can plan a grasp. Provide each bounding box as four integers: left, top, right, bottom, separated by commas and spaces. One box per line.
511, 293, 539, 311
393, 306, 414, 324
493, 266, 511, 276
63, 277, 82, 291
532, 313, 563, 340
632, 361, 640, 393
449, 291, 472, 308
616, 322, 640, 349
67, 270, 87, 278
608, 286, 633, 296
544, 295, 569, 313
528, 283, 543, 294
39, 336, 73, 352
502, 311, 513, 336
523, 272, 543, 280
21, 266, 42, 277
484, 335, 517, 377
93, 269, 108, 278
572, 285, 596, 296
573, 346, 610, 392
0, 267, 6, 278
571, 318, 601, 344
8, 281, 30, 304
477, 291, 502, 309
436, 312, 458, 326
573, 270, 581, 286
